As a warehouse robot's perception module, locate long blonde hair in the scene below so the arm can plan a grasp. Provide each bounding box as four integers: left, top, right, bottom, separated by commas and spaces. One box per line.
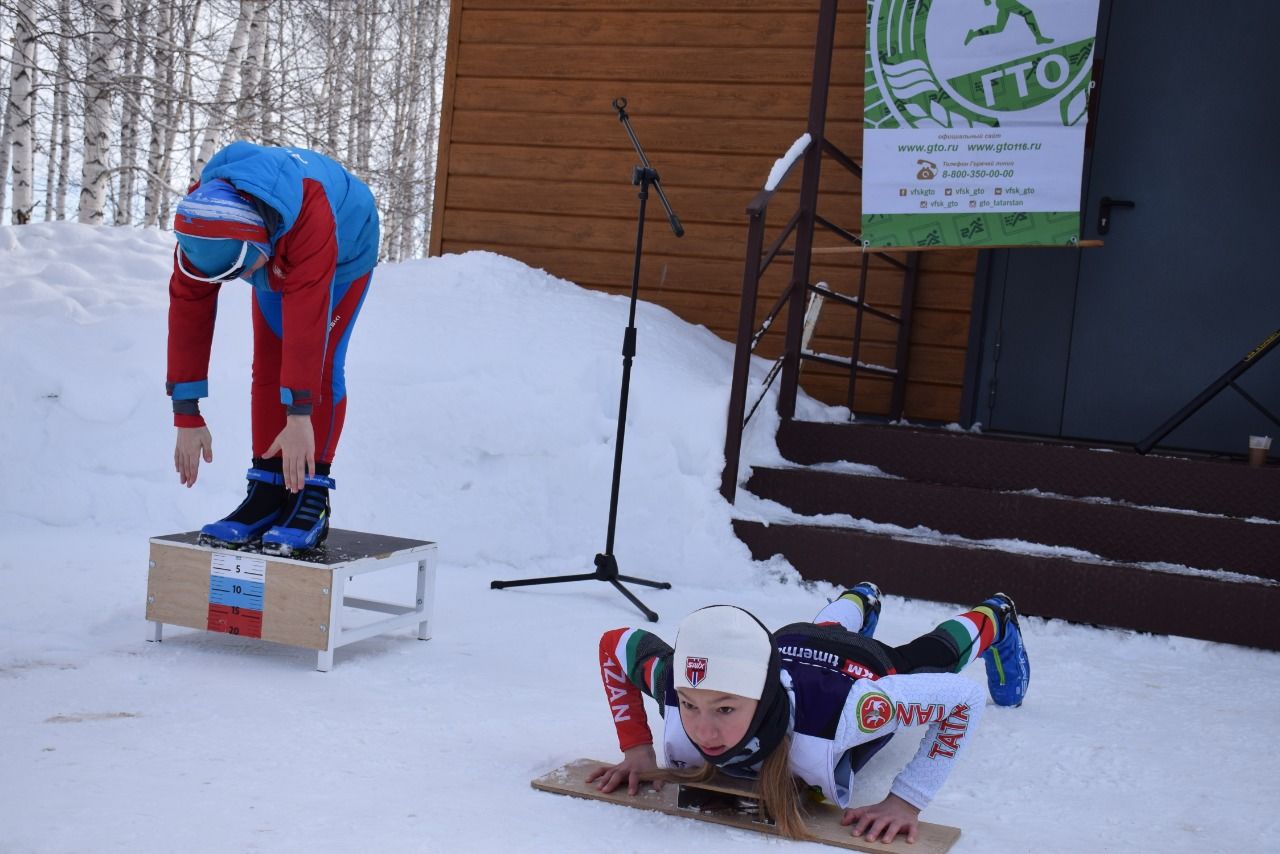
655, 734, 807, 840
757, 734, 805, 838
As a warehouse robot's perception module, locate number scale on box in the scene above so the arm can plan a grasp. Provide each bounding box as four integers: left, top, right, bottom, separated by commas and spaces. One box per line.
207, 553, 267, 638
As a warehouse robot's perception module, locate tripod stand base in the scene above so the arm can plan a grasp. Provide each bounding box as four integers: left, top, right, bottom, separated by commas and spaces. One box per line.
490, 553, 670, 622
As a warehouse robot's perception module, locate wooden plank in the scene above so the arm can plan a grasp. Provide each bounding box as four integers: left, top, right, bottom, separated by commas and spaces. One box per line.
460, 9, 865, 49
457, 45, 864, 85
256, 563, 331, 650
532, 759, 961, 853
445, 142, 864, 192
463, 0, 832, 15
727, 359, 962, 420
454, 78, 864, 123
446, 174, 760, 224
449, 109, 861, 156
902, 384, 966, 422
146, 543, 213, 631
799, 374, 965, 422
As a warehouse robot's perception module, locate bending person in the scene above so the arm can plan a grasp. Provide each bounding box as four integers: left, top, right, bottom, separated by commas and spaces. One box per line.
167, 141, 379, 555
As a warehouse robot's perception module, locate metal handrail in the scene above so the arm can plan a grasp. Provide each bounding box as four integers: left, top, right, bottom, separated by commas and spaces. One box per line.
719, 0, 921, 503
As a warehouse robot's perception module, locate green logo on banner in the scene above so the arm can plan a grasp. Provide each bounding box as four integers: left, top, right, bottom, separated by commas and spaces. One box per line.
863, 0, 1098, 246
865, 0, 1094, 131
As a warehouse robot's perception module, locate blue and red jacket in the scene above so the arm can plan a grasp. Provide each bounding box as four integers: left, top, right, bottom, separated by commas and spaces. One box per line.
166, 141, 380, 425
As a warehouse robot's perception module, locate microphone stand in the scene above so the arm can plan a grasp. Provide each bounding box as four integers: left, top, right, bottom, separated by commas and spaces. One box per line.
490, 98, 684, 621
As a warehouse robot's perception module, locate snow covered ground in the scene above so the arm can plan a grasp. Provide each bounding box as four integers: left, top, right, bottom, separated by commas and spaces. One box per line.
1, 223, 1276, 854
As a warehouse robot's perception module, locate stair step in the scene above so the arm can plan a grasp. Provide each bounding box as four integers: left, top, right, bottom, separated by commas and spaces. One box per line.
746, 467, 1280, 580
779, 421, 1280, 521
733, 519, 1279, 651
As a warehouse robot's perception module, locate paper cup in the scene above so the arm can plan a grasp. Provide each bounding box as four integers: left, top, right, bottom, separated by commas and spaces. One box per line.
1248, 435, 1271, 467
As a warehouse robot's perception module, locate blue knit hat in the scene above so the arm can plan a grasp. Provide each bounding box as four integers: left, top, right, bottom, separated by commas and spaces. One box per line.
174, 179, 271, 280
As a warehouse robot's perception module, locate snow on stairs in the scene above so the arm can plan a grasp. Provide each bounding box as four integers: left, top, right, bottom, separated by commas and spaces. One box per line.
733, 421, 1280, 650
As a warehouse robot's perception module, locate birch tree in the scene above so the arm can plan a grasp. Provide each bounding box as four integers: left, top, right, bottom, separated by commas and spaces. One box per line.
233, 0, 266, 140
6, 0, 36, 223
115, 0, 151, 225
78, 0, 120, 224
0, 0, 451, 258
192, 0, 258, 179
0, 13, 15, 222
322, 0, 351, 155
51, 0, 74, 221
142, 0, 175, 226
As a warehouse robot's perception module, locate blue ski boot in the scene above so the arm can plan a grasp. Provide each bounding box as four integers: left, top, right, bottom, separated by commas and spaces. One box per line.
849, 583, 880, 637
843, 581, 882, 638
261, 473, 335, 557
198, 462, 286, 548
981, 593, 1030, 707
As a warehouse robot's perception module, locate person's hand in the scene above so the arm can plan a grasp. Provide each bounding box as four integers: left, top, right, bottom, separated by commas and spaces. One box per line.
264, 414, 315, 492
586, 745, 663, 795
841, 793, 921, 844
175, 426, 213, 487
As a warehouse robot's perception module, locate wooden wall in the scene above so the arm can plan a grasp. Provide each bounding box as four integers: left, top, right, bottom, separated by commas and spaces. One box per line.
430, 0, 979, 421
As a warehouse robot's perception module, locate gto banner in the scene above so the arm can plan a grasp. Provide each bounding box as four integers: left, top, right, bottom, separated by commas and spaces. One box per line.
861, 0, 1100, 247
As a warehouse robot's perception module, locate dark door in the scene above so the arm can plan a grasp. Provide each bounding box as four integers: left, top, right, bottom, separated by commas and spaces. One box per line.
970, 1, 1280, 455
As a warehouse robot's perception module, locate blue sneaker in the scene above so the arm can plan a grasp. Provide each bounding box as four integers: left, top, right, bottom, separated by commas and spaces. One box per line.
261, 474, 335, 556
981, 593, 1030, 707
846, 581, 882, 638
198, 467, 286, 547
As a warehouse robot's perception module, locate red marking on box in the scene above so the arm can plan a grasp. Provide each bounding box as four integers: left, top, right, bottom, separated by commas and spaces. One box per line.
207, 603, 263, 638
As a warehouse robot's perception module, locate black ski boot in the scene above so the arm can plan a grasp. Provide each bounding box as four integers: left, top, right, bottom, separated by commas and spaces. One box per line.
261, 464, 334, 556
198, 458, 287, 548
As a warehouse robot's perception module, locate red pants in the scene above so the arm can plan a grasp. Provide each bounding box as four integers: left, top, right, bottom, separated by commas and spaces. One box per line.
250, 272, 372, 464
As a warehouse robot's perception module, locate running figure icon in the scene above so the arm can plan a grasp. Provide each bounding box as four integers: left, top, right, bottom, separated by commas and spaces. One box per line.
965, 0, 1054, 46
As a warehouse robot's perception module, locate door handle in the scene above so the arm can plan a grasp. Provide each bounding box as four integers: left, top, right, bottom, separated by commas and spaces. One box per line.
1098, 196, 1135, 235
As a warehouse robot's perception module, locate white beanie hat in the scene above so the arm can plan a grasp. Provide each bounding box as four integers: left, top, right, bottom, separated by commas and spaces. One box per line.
673, 605, 773, 700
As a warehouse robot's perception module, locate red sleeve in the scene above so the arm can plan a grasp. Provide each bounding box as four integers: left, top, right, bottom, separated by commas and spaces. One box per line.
166, 247, 220, 427
268, 178, 339, 412
599, 628, 655, 752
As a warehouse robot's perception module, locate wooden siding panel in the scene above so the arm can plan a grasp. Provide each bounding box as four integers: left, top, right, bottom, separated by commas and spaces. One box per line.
444, 209, 760, 259
449, 110, 861, 155
445, 142, 864, 194
433, 0, 977, 421
454, 79, 864, 122
458, 45, 864, 85
460, 9, 862, 49
464, 0, 828, 10
798, 369, 964, 422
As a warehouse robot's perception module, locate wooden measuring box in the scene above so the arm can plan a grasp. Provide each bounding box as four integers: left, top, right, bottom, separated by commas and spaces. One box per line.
146, 529, 437, 671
